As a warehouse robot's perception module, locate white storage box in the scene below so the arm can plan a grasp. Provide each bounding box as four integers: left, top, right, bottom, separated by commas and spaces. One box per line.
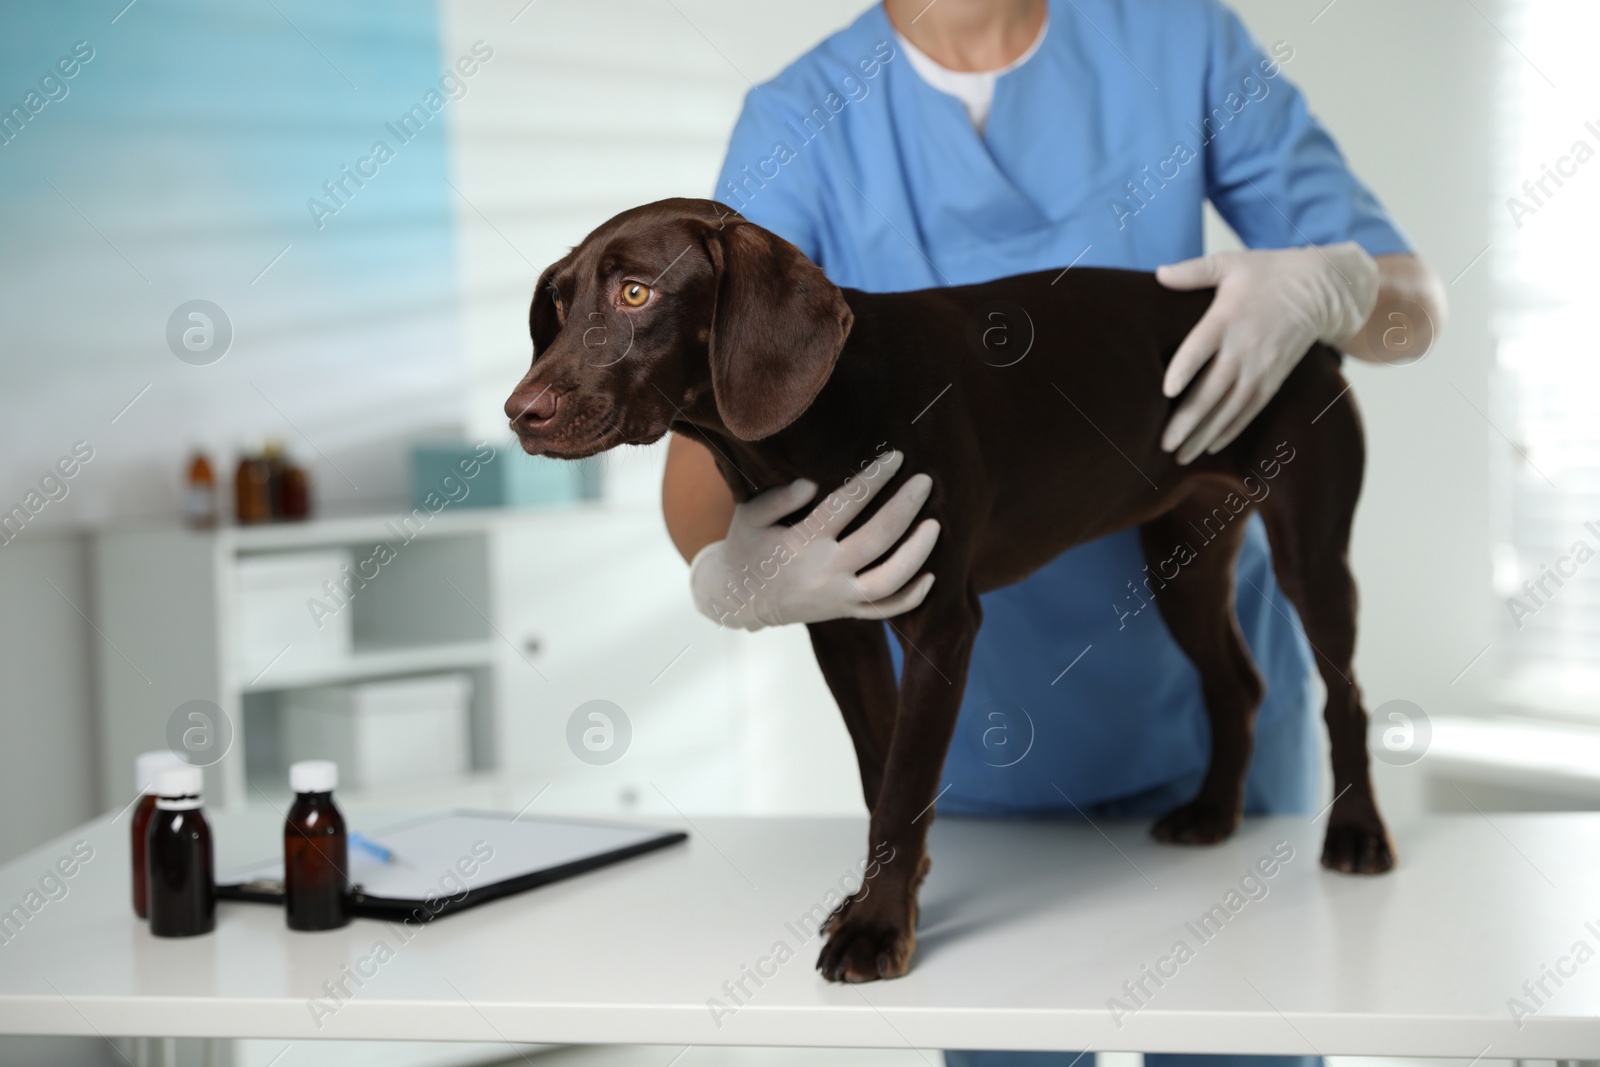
234, 550, 352, 675
283, 673, 472, 789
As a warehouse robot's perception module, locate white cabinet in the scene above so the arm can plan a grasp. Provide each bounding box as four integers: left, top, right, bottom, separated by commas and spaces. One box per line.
90, 504, 749, 816
489, 505, 751, 815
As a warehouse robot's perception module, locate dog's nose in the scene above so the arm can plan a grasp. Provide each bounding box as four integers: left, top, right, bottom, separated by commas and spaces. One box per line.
506, 385, 558, 426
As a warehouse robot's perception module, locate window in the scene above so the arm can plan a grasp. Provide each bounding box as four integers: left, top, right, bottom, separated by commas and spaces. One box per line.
1494, 1, 1600, 704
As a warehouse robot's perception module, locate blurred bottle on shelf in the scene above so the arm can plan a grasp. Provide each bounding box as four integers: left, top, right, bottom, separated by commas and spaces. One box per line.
183, 450, 218, 529
233, 442, 312, 525
280, 463, 310, 520
262, 440, 288, 517
234, 446, 272, 525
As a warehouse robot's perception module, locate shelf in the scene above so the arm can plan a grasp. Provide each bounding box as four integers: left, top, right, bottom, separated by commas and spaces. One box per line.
220, 501, 615, 554
92, 498, 706, 816
242, 639, 497, 691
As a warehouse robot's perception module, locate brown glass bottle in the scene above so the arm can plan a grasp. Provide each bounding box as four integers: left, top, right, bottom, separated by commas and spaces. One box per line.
280, 464, 310, 521
131, 793, 157, 918
184, 450, 218, 529
131, 750, 184, 918
235, 450, 271, 525
146, 766, 216, 938
284, 760, 350, 931
261, 440, 288, 519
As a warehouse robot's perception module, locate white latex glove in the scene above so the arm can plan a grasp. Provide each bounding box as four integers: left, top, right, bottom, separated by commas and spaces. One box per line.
690, 450, 940, 631
1156, 243, 1379, 464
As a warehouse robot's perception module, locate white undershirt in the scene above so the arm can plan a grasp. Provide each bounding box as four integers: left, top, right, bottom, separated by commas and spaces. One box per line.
894, 14, 1049, 134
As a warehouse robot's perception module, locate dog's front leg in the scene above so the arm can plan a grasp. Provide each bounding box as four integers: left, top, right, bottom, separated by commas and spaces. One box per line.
808, 619, 899, 811
816, 588, 981, 983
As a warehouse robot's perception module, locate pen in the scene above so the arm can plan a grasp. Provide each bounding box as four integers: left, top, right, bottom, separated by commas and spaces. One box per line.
349, 832, 396, 864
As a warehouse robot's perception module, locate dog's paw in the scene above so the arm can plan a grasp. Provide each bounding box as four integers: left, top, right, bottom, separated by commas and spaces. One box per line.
821, 892, 858, 935
816, 916, 914, 983
1320, 820, 1395, 874
1150, 801, 1240, 845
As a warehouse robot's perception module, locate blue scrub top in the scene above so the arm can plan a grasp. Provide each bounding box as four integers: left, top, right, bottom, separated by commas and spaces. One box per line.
713, 0, 1409, 819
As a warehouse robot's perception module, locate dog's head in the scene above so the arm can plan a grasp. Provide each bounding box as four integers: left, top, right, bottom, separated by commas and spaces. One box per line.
503, 198, 854, 458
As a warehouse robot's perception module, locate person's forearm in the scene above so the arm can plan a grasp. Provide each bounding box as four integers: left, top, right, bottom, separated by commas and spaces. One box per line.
1343, 253, 1448, 364
663, 433, 737, 563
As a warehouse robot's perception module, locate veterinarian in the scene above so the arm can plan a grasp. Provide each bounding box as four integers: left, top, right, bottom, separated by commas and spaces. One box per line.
664, 2, 1445, 1065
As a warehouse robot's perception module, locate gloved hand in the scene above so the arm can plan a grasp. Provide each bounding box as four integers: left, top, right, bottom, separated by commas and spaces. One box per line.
690, 450, 939, 630
1156, 243, 1379, 464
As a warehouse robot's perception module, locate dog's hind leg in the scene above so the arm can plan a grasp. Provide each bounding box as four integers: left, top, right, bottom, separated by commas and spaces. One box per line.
1141, 492, 1262, 845
807, 618, 899, 812
1250, 373, 1395, 873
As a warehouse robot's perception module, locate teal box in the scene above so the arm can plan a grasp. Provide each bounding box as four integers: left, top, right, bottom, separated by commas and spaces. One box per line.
411, 442, 602, 510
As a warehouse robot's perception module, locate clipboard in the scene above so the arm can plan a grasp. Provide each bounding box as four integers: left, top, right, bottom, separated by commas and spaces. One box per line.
217, 811, 687, 921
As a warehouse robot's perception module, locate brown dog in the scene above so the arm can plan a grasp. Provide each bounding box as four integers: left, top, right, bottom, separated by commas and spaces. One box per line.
505, 197, 1394, 984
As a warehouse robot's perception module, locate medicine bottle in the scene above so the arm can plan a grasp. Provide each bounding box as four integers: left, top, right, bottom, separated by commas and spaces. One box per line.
146, 766, 215, 937
280, 463, 310, 521
261, 439, 288, 519
284, 760, 350, 931
184, 450, 218, 529
234, 449, 271, 525
131, 750, 184, 918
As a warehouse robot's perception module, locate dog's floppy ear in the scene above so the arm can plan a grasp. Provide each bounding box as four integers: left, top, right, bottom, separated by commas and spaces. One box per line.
703, 221, 853, 441
528, 255, 571, 357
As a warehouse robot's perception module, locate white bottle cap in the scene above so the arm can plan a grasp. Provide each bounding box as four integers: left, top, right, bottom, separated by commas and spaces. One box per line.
154, 765, 204, 799
289, 760, 338, 794
136, 751, 186, 794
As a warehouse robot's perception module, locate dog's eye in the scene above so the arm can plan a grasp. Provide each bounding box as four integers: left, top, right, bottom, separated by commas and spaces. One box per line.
550, 291, 564, 322
621, 282, 651, 308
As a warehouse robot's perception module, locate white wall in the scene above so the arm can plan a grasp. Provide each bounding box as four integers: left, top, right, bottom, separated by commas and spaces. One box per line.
0, 1, 472, 531
0, 534, 99, 862
439, 0, 874, 440
0, 0, 475, 863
